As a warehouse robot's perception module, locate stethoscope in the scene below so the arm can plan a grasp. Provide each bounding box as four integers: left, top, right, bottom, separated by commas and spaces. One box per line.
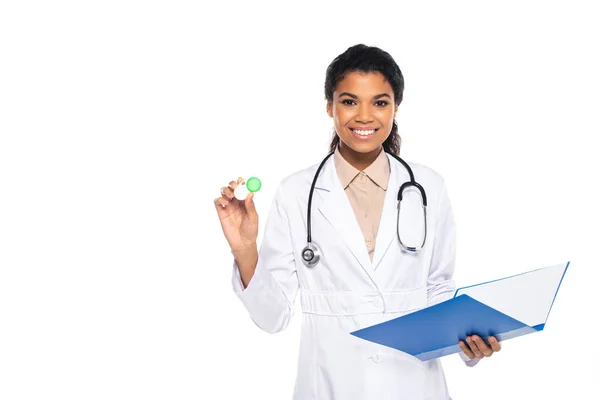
301, 149, 428, 267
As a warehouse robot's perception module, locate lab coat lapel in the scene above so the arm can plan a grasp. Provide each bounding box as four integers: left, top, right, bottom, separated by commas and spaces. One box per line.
371, 153, 410, 270
316, 156, 377, 284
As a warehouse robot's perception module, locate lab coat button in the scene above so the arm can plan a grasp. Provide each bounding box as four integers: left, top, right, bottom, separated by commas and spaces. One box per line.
373, 298, 382, 307
373, 354, 383, 363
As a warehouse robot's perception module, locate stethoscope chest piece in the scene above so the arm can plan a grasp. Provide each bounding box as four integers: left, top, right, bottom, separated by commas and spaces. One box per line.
301, 242, 322, 267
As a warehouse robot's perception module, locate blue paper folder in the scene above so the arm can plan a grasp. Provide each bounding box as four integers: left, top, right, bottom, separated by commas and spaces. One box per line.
350, 261, 569, 362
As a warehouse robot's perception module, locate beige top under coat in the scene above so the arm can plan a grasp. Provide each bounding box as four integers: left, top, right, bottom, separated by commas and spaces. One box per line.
333, 145, 390, 262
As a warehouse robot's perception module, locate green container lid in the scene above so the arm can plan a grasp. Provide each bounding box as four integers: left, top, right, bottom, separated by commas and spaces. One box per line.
246, 177, 261, 192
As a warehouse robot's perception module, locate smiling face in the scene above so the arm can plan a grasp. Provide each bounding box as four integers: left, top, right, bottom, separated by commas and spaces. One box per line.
327, 71, 398, 167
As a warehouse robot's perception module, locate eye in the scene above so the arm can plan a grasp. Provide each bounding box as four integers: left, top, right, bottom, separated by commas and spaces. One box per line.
375, 100, 389, 107
341, 99, 356, 106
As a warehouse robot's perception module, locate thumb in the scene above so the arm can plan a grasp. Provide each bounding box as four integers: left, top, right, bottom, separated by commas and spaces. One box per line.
244, 192, 258, 221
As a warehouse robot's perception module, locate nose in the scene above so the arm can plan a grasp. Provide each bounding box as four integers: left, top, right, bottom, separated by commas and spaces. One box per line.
355, 103, 374, 123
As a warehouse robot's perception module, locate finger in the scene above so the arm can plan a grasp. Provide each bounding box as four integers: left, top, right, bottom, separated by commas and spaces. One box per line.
489, 336, 502, 352
458, 340, 475, 360
466, 336, 484, 358
472, 335, 493, 357
214, 196, 230, 210
228, 177, 245, 191
220, 186, 235, 200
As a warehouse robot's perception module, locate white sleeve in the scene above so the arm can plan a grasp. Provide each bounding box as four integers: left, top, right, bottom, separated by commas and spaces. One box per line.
427, 178, 480, 367
459, 349, 480, 367
231, 183, 299, 334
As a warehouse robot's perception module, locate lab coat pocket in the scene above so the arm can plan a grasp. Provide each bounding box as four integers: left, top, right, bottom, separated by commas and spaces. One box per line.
314, 315, 372, 399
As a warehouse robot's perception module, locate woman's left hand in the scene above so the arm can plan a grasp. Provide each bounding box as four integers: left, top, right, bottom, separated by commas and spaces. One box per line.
458, 335, 501, 360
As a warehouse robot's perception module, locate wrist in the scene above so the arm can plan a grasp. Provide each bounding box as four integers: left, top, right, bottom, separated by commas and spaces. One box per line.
231, 244, 258, 285
231, 242, 257, 255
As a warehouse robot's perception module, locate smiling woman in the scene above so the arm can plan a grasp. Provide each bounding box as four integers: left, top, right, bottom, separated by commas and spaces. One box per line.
326, 71, 398, 170
325, 45, 404, 171
214, 44, 500, 399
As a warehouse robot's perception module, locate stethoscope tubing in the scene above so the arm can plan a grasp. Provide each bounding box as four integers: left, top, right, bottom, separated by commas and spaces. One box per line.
303, 148, 427, 266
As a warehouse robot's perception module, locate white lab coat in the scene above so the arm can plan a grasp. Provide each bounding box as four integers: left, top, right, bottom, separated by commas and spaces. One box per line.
231, 153, 477, 399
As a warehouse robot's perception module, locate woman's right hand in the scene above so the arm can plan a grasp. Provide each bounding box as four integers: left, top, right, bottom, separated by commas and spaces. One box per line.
214, 177, 259, 253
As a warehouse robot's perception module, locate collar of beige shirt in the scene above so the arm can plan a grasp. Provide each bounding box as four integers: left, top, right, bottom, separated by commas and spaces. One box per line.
333, 145, 390, 190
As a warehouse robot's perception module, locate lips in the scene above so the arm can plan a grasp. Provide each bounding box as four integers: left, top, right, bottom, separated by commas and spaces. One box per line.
349, 127, 379, 141
350, 128, 379, 136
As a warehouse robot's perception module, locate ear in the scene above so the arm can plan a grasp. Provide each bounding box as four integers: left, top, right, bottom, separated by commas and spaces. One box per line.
393, 103, 398, 118
326, 101, 333, 118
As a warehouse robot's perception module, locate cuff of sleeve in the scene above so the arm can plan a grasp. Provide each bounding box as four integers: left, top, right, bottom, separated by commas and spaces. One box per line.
231, 257, 267, 299
458, 350, 480, 367
231, 258, 246, 293
230, 256, 292, 334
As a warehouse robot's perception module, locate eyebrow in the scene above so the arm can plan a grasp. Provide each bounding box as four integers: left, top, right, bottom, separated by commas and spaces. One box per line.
338, 92, 392, 100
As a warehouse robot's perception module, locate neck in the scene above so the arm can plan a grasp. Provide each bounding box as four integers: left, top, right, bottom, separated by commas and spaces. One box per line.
338, 143, 383, 171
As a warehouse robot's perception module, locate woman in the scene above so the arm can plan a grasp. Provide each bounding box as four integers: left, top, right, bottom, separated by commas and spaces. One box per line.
214, 44, 501, 399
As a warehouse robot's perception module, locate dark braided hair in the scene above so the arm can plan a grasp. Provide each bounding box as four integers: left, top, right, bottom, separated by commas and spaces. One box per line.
325, 44, 404, 155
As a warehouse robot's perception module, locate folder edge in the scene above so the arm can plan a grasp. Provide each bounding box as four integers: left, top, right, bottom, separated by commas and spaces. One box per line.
543, 261, 570, 325
453, 261, 570, 299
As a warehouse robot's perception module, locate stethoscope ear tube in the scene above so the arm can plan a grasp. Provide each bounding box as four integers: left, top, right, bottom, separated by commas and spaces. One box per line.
397, 181, 427, 207
397, 199, 427, 252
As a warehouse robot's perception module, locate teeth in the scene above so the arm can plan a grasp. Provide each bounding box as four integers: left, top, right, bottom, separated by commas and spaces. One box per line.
352, 129, 376, 136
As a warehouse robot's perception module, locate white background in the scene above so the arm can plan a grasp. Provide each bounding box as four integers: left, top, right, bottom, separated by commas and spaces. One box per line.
1, 1, 599, 399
